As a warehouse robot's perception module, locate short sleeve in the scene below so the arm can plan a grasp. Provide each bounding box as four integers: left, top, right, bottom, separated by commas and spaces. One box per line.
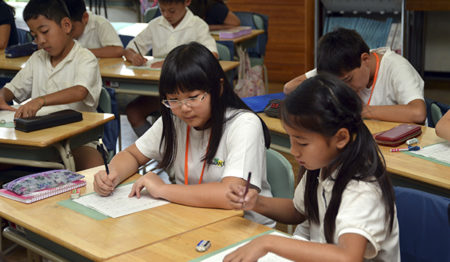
305, 68, 317, 79
388, 58, 424, 105
194, 18, 218, 54
205, 2, 229, 25
96, 17, 123, 47
72, 50, 102, 107
135, 117, 165, 161
126, 22, 154, 54
292, 172, 307, 215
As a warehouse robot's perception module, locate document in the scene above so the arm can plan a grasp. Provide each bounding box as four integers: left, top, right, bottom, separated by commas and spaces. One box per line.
127, 56, 163, 70
195, 231, 293, 262
409, 142, 450, 166
73, 183, 169, 218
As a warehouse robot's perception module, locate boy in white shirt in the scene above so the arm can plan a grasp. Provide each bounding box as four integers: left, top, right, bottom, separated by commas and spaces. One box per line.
0, 0, 103, 170
64, 0, 124, 58
123, 0, 218, 137
284, 28, 426, 125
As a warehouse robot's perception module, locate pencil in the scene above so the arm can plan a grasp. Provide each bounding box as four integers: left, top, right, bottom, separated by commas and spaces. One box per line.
98, 138, 110, 175
134, 41, 143, 57
243, 172, 252, 198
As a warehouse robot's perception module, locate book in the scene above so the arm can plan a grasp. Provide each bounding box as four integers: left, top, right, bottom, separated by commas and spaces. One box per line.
210, 26, 252, 39
0, 180, 86, 204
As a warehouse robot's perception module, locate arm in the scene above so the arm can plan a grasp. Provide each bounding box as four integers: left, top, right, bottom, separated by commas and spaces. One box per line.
436, 111, 450, 141
284, 74, 307, 94
0, 24, 11, 49
94, 144, 150, 196
362, 99, 426, 124
14, 85, 89, 118
224, 232, 367, 262
123, 47, 147, 66
0, 87, 16, 111
88, 46, 124, 58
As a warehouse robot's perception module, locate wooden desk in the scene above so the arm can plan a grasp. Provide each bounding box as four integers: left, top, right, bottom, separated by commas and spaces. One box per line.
105, 216, 271, 261
259, 113, 450, 195
0, 50, 239, 96
0, 112, 114, 171
0, 166, 242, 261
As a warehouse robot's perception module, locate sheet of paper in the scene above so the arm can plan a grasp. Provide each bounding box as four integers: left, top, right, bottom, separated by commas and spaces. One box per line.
73, 183, 169, 218
0, 110, 15, 123
199, 231, 293, 262
127, 56, 163, 70
409, 142, 450, 165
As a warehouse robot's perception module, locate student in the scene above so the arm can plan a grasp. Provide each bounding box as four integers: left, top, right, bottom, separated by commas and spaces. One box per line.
0, 0, 18, 49
226, 74, 399, 261
124, 0, 218, 137
94, 42, 274, 226
0, 0, 103, 170
63, 0, 123, 58
189, 0, 240, 30
284, 28, 426, 125
436, 111, 450, 141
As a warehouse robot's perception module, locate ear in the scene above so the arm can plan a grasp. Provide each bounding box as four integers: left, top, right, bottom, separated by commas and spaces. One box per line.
333, 128, 350, 150
360, 52, 371, 66
82, 12, 89, 25
61, 17, 72, 34
185, 0, 192, 6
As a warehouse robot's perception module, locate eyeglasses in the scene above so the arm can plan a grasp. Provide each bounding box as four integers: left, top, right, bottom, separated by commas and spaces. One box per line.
161, 92, 208, 109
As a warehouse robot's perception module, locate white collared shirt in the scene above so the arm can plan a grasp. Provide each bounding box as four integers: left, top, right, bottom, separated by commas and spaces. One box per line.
76, 11, 123, 49
5, 41, 102, 112
126, 8, 217, 58
293, 169, 400, 261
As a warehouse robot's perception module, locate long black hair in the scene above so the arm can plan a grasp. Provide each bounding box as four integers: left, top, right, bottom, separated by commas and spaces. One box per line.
157, 42, 270, 169
281, 74, 395, 243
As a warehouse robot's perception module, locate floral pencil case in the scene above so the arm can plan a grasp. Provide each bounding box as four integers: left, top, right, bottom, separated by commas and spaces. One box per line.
2, 169, 85, 195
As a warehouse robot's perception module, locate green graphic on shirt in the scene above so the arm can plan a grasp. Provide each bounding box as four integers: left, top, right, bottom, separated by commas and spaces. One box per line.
212, 158, 225, 167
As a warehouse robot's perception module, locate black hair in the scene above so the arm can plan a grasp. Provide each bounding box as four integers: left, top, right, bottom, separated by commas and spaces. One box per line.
281, 74, 395, 243
158, 42, 271, 169
159, 0, 187, 4
23, 0, 70, 24
317, 28, 370, 76
63, 0, 86, 21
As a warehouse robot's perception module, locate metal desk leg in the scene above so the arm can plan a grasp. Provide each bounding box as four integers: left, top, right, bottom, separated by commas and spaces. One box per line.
53, 141, 75, 171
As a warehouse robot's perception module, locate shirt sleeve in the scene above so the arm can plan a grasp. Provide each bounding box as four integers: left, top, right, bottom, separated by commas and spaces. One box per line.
194, 18, 218, 54
205, 2, 229, 25
126, 22, 154, 54
72, 49, 102, 107
221, 112, 266, 189
96, 17, 123, 47
305, 68, 317, 79
387, 56, 424, 105
135, 117, 165, 161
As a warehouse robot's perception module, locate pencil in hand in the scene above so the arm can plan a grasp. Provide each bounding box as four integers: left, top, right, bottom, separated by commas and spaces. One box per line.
243, 172, 252, 199
97, 138, 110, 175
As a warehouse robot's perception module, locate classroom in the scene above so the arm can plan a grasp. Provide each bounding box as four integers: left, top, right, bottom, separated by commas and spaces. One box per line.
0, 0, 449, 261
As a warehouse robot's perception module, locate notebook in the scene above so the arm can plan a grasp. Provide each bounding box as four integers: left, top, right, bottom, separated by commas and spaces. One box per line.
0, 180, 86, 204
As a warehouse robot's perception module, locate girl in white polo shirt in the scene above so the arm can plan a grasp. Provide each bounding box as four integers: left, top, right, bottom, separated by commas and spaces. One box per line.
226, 74, 399, 261
94, 42, 274, 226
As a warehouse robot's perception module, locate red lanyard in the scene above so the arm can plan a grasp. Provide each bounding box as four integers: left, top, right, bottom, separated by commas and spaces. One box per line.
184, 126, 210, 185
367, 52, 380, 105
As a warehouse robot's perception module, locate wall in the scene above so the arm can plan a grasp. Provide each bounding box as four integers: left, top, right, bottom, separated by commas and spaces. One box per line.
227, 0, 315, 83
424, 12, 450, 72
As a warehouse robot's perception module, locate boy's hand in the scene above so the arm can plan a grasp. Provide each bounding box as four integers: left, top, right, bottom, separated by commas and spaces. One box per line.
93, 170, 119, 196
128, 172, 165, 199
14, 97, 44, 118
226, 184, 259, 210
0, 99, 16, 111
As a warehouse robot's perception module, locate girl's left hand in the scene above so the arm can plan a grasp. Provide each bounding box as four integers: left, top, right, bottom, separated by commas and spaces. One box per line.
14, 98, 43, 118
223, 236, 269, 262
128, 172, 165, 199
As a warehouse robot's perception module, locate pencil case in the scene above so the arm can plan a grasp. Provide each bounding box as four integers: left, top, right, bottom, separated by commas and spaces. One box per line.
5, 42, 38, 58
374, 124, 422, 147
14, 109, 83, 132
2, 169, 84, 195
264, 99, 282, 118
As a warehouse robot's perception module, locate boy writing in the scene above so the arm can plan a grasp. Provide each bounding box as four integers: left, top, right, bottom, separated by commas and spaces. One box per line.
124, 0, 218, 137
284, 28, 426, 124
0, 0, 103, 170
64, 0, 124, 58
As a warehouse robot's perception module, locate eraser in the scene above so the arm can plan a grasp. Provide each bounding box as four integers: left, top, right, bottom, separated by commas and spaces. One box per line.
196, 240, 211, 252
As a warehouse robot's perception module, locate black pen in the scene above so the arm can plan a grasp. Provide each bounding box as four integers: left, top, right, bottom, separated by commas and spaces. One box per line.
243, 172, 252, 199
134, 41, 143, 57
98, 138, 110, 175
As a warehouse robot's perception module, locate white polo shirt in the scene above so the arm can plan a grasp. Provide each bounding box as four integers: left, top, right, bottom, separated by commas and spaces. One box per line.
293, 169, 400, 261
5, 41, 102, 112
126, 8, 218, 58
136, 108, 274, 226
76, 11, 123, 49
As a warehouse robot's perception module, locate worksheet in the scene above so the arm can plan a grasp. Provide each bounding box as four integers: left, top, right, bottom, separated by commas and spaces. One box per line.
127, 56, 164, 70
73, 183, 168, 218
409, 141, 450, 166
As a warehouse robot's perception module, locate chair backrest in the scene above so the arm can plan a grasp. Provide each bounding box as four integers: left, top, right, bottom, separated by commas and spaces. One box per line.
97, 87, 119, 155
234, 11, 269, 58
98, 87, 112, 113
266, 149, 295, 199
425, 97, 450, 127
216, 42, 232, 61
17, 28, 33, 44
144, 5, 161, 23
394, 186, 450, 262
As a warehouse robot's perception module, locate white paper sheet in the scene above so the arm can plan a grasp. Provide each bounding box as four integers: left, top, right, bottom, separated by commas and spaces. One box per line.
409, 142, 450, 165
127, 56, 163, 70
73, 183, 169, 218
199, 231, 294, 262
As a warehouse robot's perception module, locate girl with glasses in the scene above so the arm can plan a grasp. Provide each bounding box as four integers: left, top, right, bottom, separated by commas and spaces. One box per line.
94, 42, 274, 226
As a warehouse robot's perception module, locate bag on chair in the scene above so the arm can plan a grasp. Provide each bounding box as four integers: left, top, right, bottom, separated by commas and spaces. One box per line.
234, 46, 265, 98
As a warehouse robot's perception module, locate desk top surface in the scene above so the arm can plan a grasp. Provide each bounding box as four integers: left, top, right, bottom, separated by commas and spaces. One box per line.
259, 113, 450, 189
0, 112, 114, 147
106, 216, 271, 261
0, 166, 242, 261
212, 29, 264, 43
0, 51, 239, 81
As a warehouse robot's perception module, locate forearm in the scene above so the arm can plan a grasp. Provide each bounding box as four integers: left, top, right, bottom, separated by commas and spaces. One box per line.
284, 74, 307, 94
363, 100, 426, 124
108, 150, 143, 185
40, 86, 89, 106
253, 196, 305, 224
0, 88, 14, 103
89, 46, 124, 58
436, 111, 450, 140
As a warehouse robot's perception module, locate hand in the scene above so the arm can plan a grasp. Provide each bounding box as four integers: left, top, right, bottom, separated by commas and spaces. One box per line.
14, 98, 44, 118
93, 170, 118, 196
130, 52, 148, 66
128, 172, 165, 199
226, 184, 259, 210
224, 236, 270, 262
150, 60, 164, 68
0, 99, 16, 111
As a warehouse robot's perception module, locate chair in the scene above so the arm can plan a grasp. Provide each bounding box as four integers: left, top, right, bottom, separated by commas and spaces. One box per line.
143, 5, 161, 23
425, 98, 450, 127
97, 87, 120, 161
394, 186, 450, 262
16, 28, 33, 44
217, 42, 235, 86
266, 149, 295, 233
